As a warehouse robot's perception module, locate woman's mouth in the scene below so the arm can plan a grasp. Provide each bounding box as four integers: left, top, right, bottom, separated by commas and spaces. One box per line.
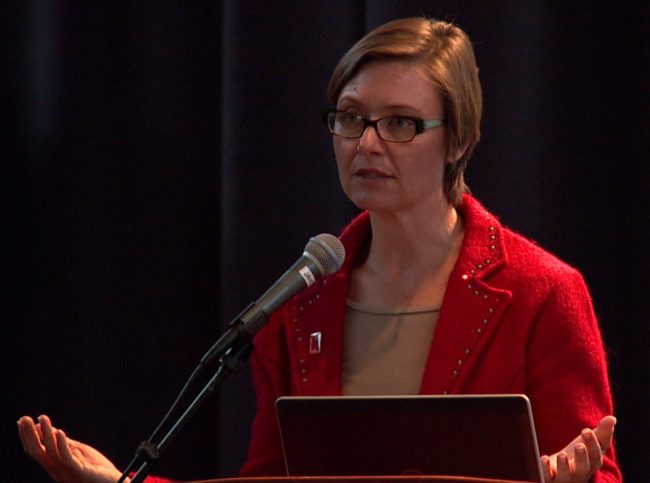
354, 168, 392, 179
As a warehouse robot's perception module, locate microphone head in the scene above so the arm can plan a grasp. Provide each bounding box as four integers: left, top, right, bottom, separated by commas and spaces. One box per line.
305, 234, 346, 276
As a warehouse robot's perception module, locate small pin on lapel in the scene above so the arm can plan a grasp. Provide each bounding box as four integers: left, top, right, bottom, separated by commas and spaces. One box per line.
309, 332, 322, 354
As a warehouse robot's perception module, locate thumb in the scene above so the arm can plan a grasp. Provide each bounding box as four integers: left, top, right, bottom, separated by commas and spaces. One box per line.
594, 415, 616, 452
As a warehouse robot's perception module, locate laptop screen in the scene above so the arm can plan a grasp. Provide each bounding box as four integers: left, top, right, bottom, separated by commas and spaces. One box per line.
276, 394, 543, 482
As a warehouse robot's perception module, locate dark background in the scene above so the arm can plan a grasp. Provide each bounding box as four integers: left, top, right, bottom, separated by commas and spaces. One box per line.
4, 1, 648, 481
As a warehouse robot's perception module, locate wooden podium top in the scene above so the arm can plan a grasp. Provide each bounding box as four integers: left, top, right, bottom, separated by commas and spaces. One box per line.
189, 476, 537, 483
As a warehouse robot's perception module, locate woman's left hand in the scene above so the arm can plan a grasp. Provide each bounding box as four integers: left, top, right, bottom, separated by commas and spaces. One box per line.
540, 415, 616, 482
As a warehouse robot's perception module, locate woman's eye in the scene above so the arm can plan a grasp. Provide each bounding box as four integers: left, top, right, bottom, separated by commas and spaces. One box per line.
388, 117, 413, 129
339, 112, 361, 125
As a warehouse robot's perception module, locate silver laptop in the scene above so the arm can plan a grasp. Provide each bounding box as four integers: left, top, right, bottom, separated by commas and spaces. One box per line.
276, 394, 543, 482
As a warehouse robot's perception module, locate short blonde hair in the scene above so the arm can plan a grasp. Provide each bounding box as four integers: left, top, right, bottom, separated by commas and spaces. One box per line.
327, 18, 482, 206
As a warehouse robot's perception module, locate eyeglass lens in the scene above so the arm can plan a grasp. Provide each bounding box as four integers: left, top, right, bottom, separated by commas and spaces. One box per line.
329, 112, 417, 142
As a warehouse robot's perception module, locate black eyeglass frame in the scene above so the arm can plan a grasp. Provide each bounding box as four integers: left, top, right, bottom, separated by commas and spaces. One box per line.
323, 109, 445, 143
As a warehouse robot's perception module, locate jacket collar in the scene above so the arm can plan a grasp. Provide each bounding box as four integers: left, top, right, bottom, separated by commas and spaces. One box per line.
423, 195, 512, 393
295, 195, 513, 395
334, 194, 507, 284
454, 194, 507, 282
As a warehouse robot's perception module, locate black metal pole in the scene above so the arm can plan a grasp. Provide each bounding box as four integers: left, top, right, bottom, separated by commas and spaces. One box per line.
129, 342, 253, 483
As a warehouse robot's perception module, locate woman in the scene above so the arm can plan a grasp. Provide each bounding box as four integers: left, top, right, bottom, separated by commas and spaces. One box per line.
18, 17, 621, 483
240, 17, 621, 482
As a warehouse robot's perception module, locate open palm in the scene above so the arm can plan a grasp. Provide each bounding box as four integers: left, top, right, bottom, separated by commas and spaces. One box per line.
18, 415, 125, 483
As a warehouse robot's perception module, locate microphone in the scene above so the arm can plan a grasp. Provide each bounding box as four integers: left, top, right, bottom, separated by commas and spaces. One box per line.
124, 234, 345, 483
201, 233, 345, 365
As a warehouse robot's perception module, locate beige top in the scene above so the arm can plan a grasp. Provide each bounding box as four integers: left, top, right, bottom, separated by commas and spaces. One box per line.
341, 299, 440, 396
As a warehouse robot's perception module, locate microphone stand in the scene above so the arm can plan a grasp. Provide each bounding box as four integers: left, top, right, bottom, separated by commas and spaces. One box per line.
129, 340, 253, 483
121, 234, 344, 482
125, 304, 262, 483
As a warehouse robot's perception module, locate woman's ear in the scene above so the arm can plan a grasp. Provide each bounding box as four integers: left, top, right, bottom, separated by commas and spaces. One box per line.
446, 143, 468, 164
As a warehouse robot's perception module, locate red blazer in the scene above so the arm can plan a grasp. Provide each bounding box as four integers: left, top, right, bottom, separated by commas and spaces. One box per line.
240, 195, 621, 482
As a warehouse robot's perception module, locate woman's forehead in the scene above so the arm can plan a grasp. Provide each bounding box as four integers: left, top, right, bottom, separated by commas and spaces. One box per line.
338, 60, 442, 113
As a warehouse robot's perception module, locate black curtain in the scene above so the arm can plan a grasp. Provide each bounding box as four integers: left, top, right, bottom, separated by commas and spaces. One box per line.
5, 1, 648, 481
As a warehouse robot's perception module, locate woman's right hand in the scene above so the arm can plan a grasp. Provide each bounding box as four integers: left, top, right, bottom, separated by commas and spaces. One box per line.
17, 414, 128, 483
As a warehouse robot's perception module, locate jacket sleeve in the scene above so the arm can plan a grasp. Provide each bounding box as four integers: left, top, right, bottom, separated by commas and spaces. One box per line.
239, 308, 292, 476
131, 477, 180, 483
525, 267, 621, 482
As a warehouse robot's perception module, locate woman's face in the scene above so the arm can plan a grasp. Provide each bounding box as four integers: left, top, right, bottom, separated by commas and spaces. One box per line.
334, 59, 451, 214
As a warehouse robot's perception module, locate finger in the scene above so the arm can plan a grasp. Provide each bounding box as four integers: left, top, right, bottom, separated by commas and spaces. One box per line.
38, 415, 62, 463
573, 443, 591, 477
594, 415, 616, 454
556, 451, 571, 481
17, 416, 30, 452
540, 455, 554, 482
17, 417, 38, 455
56, 429, 78, 469
581, 428, 604, 469
18, 416, 47, 460
18, 416, 64, 481
56, 429, 84, 482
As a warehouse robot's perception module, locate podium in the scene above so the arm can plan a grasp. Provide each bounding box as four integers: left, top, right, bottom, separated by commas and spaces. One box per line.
189, 477, 538, 483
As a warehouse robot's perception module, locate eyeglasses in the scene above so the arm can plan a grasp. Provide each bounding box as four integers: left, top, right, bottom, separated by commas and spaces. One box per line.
324, 110, 445, 143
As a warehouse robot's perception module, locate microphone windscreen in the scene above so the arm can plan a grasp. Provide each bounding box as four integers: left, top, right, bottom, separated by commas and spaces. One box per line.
305, 234, 345, 276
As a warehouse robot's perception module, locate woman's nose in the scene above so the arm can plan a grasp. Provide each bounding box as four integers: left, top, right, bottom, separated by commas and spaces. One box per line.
357, 124, 385, 154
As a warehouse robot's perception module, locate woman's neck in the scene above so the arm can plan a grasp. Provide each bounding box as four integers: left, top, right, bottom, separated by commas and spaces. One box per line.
348, 200, 464, 309
365, 200, 464, 274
